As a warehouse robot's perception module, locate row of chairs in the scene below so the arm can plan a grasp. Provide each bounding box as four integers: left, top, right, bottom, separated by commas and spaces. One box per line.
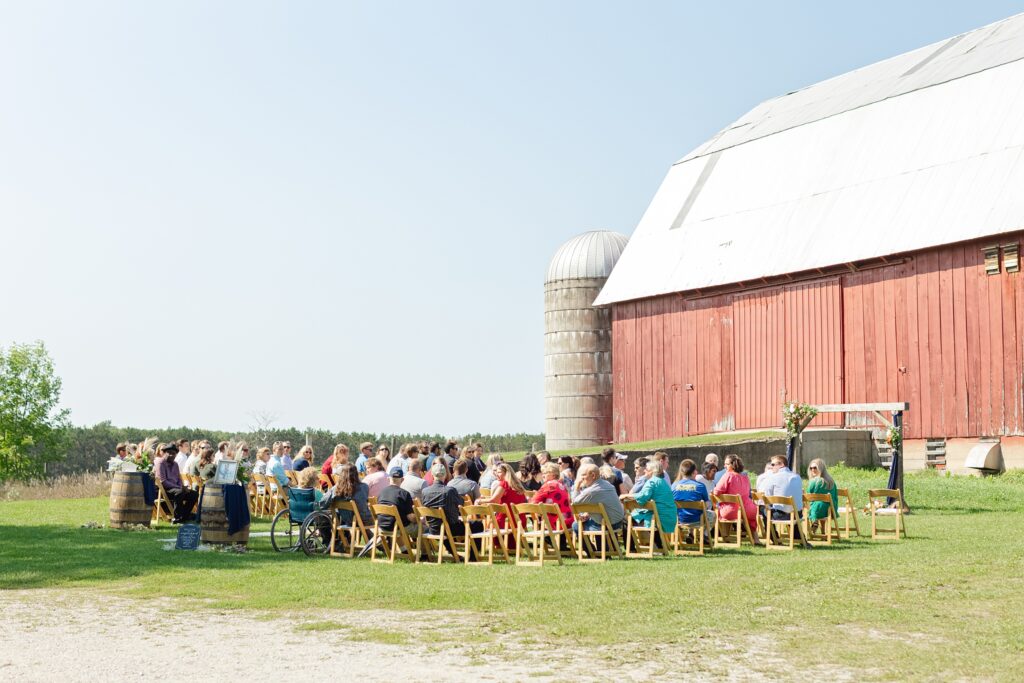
318, 497, 731, 566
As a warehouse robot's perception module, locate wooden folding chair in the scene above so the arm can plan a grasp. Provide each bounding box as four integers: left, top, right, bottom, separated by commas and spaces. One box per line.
151, 478, 175, 526
318, 473, 336, 491
251, 473, 268, 517
868, 488, 907, 540
622, 500, 672, 558
512, 503, 563, 566
266, 478, 289, 516
712, 494, 757, 548
673, 500, 709, 556
802, 493, 840, 546
181, 474, 203, 515
751, 490, 768, 538
764, 495, 799, 550
487, 503, 518, 553
480, 488, 491, 499
371, 503, 416, 563
548, 508, 578, 559
286, 470, 299, 487
246, 479, 259, 515
571, 503, 623, 562
329, 500, 369, 558
415, 506, 463, 563
460, 505, 511, 564
258, 473, 276, 517
836, 487, 862, 538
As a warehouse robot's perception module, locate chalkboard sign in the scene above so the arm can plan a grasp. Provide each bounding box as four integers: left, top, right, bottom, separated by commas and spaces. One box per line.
175, 523, 201, 550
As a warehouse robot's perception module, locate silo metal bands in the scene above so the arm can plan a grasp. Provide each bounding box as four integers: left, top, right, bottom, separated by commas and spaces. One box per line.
544, 231, 628, 451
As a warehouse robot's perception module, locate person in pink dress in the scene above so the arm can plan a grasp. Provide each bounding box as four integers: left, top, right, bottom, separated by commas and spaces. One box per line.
713, 454, 761, 544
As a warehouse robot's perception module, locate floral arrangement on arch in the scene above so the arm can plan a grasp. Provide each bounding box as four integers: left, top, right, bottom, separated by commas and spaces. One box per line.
782, 402, 818, 438
107, 437, 157, 474
885, 425, 902, 451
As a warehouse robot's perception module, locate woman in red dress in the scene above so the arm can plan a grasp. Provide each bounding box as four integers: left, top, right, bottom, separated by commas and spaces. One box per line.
713, 454, 761, 544
477, 462, 528, 543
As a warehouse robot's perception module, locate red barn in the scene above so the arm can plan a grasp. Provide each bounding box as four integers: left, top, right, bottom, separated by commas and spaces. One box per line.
594, 15, 1024, 470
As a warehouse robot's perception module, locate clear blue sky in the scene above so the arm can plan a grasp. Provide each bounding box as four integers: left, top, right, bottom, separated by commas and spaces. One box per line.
2, 1, 1020, 434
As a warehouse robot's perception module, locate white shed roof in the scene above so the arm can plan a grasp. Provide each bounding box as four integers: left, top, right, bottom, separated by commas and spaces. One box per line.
596, 13, 1024, 305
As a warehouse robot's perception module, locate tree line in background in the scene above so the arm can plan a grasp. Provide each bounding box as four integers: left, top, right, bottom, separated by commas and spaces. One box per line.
0, 340, 543, 482
49, 424, 544, 477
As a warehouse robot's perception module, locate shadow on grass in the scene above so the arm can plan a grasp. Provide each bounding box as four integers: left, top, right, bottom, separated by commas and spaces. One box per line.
0, 524, 303, 589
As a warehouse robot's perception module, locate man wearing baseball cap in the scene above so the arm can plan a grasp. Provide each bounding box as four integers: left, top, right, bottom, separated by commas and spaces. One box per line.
376, 466, 418, 540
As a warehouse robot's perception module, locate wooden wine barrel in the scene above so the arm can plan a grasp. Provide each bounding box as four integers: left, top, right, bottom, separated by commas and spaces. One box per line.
109, 471, 151, 528
200, 484, 250, 545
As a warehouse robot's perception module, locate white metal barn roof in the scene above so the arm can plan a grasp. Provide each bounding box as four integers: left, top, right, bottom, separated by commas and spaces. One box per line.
546, 230, 629, 283
595, 13, 1024, 305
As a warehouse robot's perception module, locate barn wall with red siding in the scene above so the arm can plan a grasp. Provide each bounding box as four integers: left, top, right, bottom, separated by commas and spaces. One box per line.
609, 233, 1024, 442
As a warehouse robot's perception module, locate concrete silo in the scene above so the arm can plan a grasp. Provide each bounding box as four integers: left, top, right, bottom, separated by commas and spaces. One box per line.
544, 230, 629, 451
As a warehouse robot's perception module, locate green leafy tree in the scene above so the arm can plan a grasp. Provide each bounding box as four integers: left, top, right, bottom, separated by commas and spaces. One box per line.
0, 342, 71, 481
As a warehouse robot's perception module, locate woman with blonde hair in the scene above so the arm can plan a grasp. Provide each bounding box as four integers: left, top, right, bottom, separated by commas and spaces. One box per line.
806, 458, 839, 527
476, 462, 527, 533
478, 453, 504, 489
292, 444, 314, 472
322, 444, 348, 480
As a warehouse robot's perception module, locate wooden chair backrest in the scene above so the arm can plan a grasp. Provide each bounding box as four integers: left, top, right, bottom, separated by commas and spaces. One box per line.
460, 504, 493, 524
715, 493, 741, 506
370, 502, 413, 562
372, 502, 403, 527
480, 488, 491, 499
570, 502, 621, 560
286, 470, 299, 486
803, 492, 834, 506
571, 502, 611, 520
868, 488, 901, 502
764, 495, 796, 517
331, 499, 368, 530
676, 500, 707, 514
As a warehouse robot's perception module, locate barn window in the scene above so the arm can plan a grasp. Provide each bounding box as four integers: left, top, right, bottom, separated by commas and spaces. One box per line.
983, 245, 1000, 275
1003, 244, 1020, 273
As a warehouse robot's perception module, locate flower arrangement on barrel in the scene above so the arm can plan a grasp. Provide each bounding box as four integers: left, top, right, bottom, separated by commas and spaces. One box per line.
107, 437, 158, 473
783, 402, 818, 438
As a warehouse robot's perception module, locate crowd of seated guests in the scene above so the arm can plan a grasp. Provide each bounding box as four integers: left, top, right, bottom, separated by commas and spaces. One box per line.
135, 433, 843, 552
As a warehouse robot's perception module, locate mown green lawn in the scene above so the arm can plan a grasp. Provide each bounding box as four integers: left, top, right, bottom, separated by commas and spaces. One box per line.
1, 467, 1022, 681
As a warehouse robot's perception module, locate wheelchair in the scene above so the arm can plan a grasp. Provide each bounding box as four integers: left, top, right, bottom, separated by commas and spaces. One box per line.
270, 487, 331, 555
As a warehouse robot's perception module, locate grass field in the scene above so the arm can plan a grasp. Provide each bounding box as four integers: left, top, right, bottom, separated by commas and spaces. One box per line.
2, 466, 1022, 681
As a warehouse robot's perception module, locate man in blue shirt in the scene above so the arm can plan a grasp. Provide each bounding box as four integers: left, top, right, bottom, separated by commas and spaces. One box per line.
267, 448, 289, 489
355, 442, 373, 476
761, 455, 807, 544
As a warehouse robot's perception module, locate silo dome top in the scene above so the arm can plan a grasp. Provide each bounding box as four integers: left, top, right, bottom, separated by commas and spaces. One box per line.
545, 230, 629, 283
